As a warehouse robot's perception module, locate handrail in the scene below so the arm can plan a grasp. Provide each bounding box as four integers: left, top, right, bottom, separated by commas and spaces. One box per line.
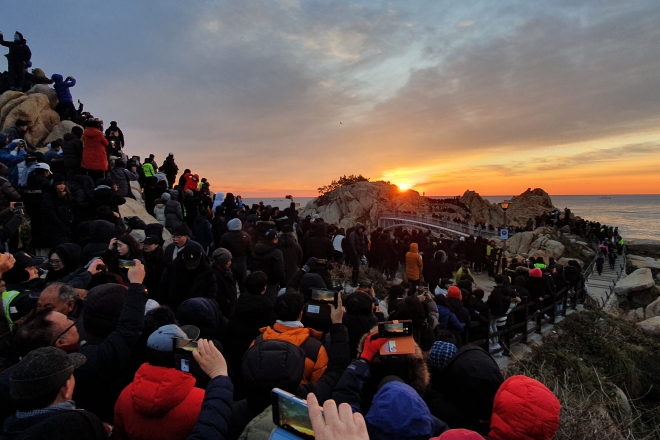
378, 212, 512, 239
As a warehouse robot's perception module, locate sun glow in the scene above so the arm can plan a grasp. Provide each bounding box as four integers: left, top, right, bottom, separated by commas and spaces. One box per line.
398, 183, 409, 191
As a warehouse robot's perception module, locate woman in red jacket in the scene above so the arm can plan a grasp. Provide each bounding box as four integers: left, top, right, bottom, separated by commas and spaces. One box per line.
81, 120, 109, 182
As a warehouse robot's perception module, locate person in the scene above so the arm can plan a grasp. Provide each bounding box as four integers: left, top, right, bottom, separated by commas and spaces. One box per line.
251, 228, 285, 300
0, 31, 31, 92
141, 235, 166, 301
5, 121, 28, 145
348, 223, 368, 286
332, 228, 345, 263
192, 207, 213, 254
93, 178, 126, 214
61, 126, 84, 182
596, 249, 606, 275
158, 241, 217, 311
43, 141, 62, 165
104, 235, 145, 283
163, 192, 184, 233
220, 218, 252, 294
113, 325, 206, 440
104, 121, 125, 150
35, 283, 83, 319
225, 271, 276, 399
159, 153, 178, 189
308, 393, 370, 440
2, 347, 107, 439
251, 292, 329, 383
42, 174, 74, 246
0, 164, 20, 212
0, 135, 26, 188
406, 242, 423, 290
51, 74, 77, 121
342, 291, 380, 359
306, 221, 334, 261
164, 224, 198, 262
81, 120, 108, 181
43, 243, 82, 283
209, 247, 236, 317
109, 160, 138, 198
278, 224, 303, 286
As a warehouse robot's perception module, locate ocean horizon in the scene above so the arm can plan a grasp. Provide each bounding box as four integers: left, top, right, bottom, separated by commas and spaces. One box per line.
239, 194, 660, 241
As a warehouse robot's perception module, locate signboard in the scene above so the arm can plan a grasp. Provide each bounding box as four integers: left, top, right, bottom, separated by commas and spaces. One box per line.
500, 229, 509, 240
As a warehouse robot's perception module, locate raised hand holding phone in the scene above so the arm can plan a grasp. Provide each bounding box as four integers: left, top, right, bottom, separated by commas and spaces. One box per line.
307, 393, 369, 440
192, 339, 227, 379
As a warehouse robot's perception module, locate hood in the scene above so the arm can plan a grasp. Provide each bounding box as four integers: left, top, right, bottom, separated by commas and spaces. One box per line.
0, 163, 8, 177
366, 381, 441, 439
233, 294, 274, 318
278, 232, 297, 248
253, 240, 278, 256
489, 375, 560, 440
72, 174, 94, 191
51, 73, 64, 83
130, 363, 197, 417
260, 323, 323, 346
409, 243, 419, 253
310, 222, 327, 236
88, 219, 115, 243
176, 297, 221, 335
50, 243, 82, 268
434, 250, 447, 262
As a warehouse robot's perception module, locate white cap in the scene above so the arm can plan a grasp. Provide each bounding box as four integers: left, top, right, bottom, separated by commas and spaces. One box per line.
34, 163, 51, 172
168, 152, 174, 156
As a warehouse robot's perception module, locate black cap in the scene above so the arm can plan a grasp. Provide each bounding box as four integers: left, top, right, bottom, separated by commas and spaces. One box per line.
10, 347, 86, 401
142, 235, 160, 246
181, 249, 203, 269
264, 229, 278, 239
12, 251, 45, 270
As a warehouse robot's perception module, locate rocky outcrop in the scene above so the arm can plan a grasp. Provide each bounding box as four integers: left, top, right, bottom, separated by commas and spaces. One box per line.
625, 239, 660, 259
637, 316, 660, 336
459, 187, 557, 228
43, 120, 82, 147
301, 181, 428, 229
0, 88, 68, 149
614, 268, 658, 309
506, 229, 568, 264
645, 297, 660, 319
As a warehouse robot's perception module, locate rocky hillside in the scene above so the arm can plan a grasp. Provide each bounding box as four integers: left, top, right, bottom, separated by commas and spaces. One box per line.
1, 86, 81, 149
460, 187, 557, 228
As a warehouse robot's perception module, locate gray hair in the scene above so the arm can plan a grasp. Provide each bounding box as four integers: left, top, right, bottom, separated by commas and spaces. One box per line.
43, 283, 77, 303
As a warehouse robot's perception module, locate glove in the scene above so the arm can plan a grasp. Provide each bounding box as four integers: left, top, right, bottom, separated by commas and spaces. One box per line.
359, 333, 388, 363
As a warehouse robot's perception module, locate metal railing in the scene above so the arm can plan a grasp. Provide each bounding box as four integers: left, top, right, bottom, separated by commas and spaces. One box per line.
378, 212, 514, 239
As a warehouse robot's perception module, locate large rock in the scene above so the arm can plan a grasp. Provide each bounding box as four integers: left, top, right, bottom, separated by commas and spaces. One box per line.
1, 95, 29, 127
301, 181, 427, 229
637, 316, 660, 336
43, 120, 82, 146
1, 93, 51, 131
645, 297, 660, 319
625, 239, 660, 259
119, 198, 172, 247
26, 85, 58, 109
558, 257, 584, 268
0, 91, 24, 113
628, 255, 660, 270
513, 231, 535, 254
25, 108, 61, 148
458, 188, 556, 228
614, 269, 655, 295
544, 240, 565, 260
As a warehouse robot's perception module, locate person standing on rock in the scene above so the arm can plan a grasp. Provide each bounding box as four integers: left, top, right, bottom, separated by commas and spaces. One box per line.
51, 73, 77, 121
0, 31, 31, 91
160, 153, 179, 189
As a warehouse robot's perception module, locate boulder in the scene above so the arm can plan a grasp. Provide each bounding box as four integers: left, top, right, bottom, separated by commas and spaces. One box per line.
637, 316, 660, 336
25, 109, 61, 148
611, 386, 631, 417
0, 91, 24, 113
43, 120, 82, 146
130, 181, 143, 202
0, 95, 29, 127
2, 93, 51, 132
625, 239, 660, 258
558, 257, 584, 268
513, 231, 535, 254
628, 255, 660, 270
614, 269, 655, 295
118, 198, 172, 247
528, 250, 548, 265
635, 307, 645, 321
530, 235, 549, 251
544, 240, 565, 260
559, 225, 571, 233
26, 85, 58, 109
645, 297, 660, 319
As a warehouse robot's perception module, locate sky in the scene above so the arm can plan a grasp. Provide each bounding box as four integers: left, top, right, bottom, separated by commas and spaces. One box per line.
5, 0, 660, 197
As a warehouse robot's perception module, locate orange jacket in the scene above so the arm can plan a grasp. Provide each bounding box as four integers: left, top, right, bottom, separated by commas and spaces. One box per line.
252, 323, 328, 383
406, 243, 423, 281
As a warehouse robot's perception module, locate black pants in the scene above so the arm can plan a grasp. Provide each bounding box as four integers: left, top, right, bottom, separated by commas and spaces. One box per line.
56, 102, 77, 121
86, 169, 105, 183
350, 255, 360, 284
7, 60, 25, 90
232, 260, 248, 294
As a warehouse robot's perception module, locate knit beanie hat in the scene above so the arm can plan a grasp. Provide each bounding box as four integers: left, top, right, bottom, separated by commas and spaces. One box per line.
228, 218, 242, 231
529, 268, 543, 278
428, 341, 457, 371
432, 429, 484, 439
211, 248, 232, 267
83, 284, 127, 338
447, 286, 462, 299
161, 192, 171, 201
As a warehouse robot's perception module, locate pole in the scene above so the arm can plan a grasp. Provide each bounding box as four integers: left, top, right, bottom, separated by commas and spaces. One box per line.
500, 210, 507, 274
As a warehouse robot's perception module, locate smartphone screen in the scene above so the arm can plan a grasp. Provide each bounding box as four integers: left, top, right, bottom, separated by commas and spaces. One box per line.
180, 359, 190, 373
118, 259, 136, 269
311, 288, 335, 303
272, 389, 314, 439
378, 320, 413, 338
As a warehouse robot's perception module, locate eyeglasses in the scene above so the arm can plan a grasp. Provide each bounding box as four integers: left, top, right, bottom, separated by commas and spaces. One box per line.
56, 318, 77, 341
49, 259, 62, 266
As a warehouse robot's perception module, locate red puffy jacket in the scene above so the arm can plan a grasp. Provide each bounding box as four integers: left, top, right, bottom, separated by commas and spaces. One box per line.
489, 375, 560, 440
81, 127, 109, 171
114, 363, 205, 440
183, 172, 199, 192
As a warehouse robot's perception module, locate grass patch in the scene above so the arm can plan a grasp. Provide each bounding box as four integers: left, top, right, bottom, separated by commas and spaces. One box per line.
504, 311, 660, 439
331, 263, 390, 299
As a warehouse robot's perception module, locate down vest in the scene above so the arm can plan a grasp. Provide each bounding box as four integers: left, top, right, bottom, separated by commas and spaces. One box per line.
114, 363, 204, 440
406, 242, 423, 281
81, 128, 109, 171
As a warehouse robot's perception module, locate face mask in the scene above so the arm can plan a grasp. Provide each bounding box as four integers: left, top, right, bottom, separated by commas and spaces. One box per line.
14, 36, 20, 42
58, 341, 81, 353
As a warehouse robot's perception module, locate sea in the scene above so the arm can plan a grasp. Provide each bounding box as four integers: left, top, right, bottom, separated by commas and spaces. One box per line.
240, 195, 660, 241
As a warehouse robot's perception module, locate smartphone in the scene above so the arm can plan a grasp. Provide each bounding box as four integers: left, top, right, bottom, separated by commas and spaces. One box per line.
311, 288, 338, 307
271, 388, 314, 439
180, 358, 190, 373
118, 259, 135, 269
13, 202, 24, 209
378, 320, 414, 338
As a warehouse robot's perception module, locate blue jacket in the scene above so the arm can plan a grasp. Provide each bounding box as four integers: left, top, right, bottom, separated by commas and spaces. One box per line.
437, 305, 465, 331
0, 147, 25, 188
187, 375, 234, 440
51, 74, 76, 103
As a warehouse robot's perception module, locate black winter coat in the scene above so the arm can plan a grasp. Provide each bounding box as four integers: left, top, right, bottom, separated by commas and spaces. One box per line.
61, 132, 84, 169
93, 186, 126, 213
342, 313, 378, 360
278, 232, 303, 285
42, 189, 74, 246
212, 265, 237, 318
219, 230, 252, 263
251, 241, 285, 286
0, 176, 20, 211
159, 258, 218, 311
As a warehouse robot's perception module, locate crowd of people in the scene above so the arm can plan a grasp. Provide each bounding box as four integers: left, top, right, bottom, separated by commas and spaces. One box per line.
0, 33, 569, 440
